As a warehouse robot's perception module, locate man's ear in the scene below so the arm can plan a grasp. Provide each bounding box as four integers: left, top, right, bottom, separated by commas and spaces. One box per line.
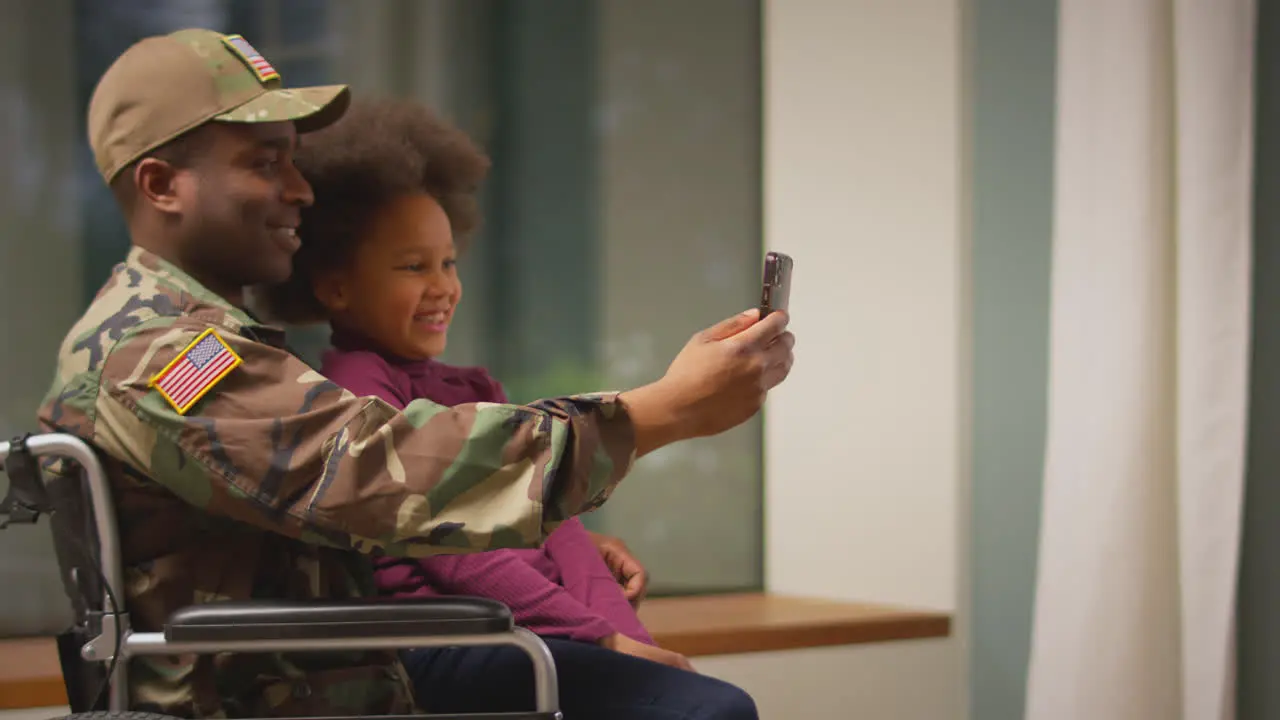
312, 270, 350, 313
134, 158, 185, 214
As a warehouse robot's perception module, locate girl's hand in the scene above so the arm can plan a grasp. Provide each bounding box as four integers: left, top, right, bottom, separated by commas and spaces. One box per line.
588, 531, 649, 607
600, 633, 695, 672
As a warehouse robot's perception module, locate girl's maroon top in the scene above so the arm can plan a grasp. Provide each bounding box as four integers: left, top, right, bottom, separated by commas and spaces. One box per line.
320, 328, 654, 645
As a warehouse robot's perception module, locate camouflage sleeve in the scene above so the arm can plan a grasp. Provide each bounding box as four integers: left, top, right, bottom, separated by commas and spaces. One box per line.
91, 318, 636, 556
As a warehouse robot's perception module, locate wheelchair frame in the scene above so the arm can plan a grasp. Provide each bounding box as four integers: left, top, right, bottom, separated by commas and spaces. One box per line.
0, 432, 563, 720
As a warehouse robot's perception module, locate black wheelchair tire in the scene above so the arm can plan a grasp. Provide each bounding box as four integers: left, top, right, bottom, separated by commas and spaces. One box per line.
53, 707, 180, 712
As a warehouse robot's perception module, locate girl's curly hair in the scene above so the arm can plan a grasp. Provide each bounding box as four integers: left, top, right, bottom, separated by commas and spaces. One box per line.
256, 97, 491, 325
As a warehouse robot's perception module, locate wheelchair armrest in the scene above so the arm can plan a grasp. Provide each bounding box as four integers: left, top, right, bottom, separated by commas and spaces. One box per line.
165, 596, 514, 643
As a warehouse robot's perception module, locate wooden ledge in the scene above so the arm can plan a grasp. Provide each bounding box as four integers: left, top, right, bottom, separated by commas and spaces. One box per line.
0, 637, 66, 710
0, 593, 950, 710
637, 592, 951, 657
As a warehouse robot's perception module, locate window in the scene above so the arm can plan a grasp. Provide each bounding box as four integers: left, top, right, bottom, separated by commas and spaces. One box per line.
0, 0, 761, 636
463, 1, 766, 595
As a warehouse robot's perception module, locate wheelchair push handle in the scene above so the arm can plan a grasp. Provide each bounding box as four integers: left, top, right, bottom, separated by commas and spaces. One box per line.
0, 433, 48, 527
0, 432, 125, 609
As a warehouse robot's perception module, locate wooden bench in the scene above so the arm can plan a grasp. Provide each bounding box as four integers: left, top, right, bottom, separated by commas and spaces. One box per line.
0, 593, 951, 710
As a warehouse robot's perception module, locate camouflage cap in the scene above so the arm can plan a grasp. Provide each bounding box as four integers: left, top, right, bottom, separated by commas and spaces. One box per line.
87, 28, 351, 183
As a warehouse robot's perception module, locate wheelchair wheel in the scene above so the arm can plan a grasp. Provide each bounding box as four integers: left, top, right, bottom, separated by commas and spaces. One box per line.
54, 713, 181, 720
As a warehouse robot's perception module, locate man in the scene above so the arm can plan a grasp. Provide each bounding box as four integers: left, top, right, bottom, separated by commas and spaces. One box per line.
38, 28, 794, 718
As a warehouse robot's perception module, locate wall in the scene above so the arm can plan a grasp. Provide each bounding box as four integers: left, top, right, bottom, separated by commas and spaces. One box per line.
762, 0, 967, 612
695, 639, 960, 720
752, 0, 969, 717
969, 0, 1056, 719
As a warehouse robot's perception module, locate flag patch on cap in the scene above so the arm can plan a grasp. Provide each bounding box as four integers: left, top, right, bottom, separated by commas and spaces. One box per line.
149, 329, 243, 415
221, 34, 280, 84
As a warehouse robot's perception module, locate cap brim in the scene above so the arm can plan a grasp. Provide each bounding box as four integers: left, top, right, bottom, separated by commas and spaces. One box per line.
213, 84, 350, 133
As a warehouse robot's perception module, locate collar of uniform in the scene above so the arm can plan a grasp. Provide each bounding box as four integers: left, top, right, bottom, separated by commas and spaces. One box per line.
124, 245, 259, 333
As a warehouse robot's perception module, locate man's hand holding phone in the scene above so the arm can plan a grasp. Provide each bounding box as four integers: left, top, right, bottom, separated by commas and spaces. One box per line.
620, 307, 795, 457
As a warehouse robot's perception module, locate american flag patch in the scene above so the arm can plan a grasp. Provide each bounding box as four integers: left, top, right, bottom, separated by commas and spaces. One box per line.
221, 34, 281, 83
149, 329, 243, 415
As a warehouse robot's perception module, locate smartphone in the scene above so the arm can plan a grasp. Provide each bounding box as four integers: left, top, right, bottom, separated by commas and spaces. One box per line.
759, 251, 793, 319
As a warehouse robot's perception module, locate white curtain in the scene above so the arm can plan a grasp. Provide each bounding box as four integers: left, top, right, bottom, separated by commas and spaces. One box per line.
1025, 1, 1256, 719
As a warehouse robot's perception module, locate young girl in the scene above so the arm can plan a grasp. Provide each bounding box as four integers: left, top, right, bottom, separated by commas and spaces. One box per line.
258, 98, 758, 720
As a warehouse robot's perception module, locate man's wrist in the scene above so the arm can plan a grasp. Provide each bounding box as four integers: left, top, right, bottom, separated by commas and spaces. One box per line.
617, 381, 688, 457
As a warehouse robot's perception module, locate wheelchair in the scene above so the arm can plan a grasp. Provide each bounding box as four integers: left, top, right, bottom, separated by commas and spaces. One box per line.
0, 432, 563, 720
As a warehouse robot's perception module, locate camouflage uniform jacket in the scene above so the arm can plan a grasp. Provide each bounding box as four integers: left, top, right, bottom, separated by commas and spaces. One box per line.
36, 247, 637, 717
